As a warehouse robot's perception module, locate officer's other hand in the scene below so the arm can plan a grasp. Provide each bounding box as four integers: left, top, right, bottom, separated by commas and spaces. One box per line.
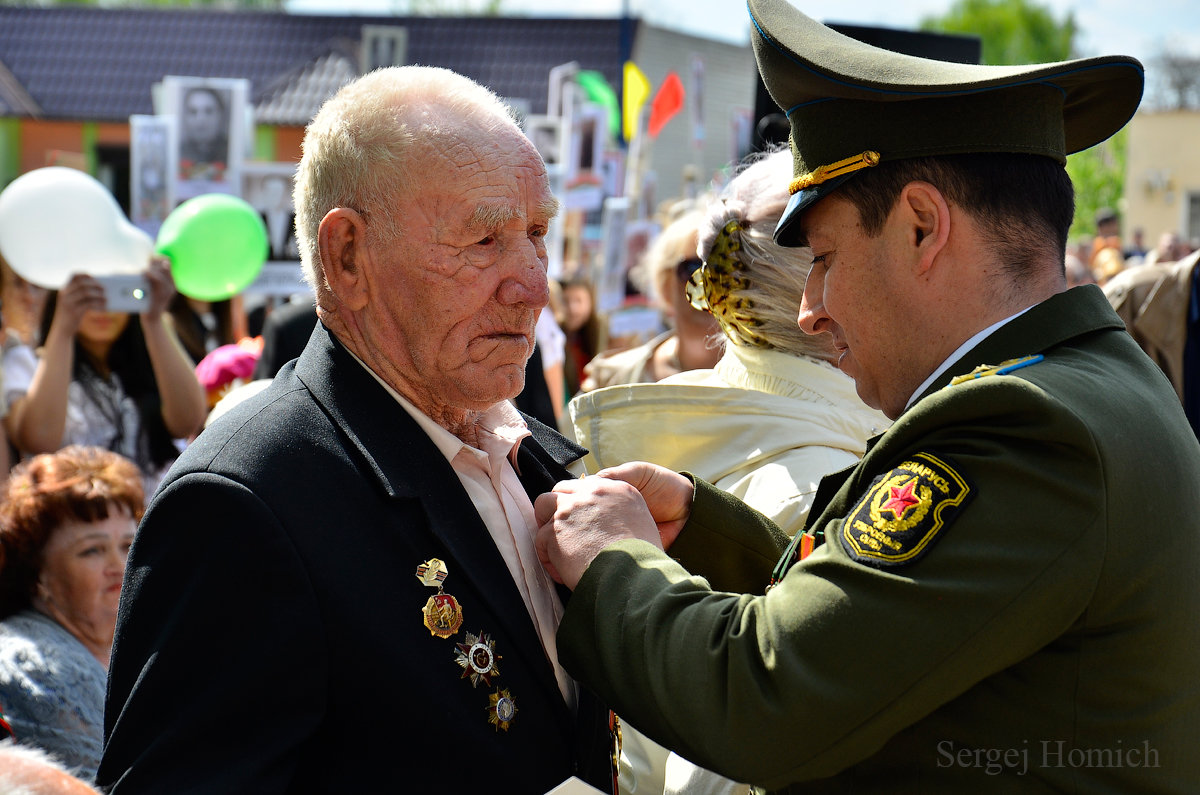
534, 474, 664, 590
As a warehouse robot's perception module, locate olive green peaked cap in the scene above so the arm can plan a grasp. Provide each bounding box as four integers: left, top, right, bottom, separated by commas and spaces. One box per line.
748, 0, 1145, 246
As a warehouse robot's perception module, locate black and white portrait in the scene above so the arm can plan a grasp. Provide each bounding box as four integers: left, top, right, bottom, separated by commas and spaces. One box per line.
163, 75, 248, 200
525, 115, 565, 167
244, 162, 299, 262
129, 114, 176, 237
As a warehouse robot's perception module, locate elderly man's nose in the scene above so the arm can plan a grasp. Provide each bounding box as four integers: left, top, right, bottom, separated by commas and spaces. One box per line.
499, 247, 549, 307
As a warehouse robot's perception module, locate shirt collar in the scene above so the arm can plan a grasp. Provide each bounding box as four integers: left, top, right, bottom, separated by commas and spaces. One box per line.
343, 348, 530, 466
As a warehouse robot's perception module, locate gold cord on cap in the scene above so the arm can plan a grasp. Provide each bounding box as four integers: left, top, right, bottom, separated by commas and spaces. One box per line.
788, 150, 881, 194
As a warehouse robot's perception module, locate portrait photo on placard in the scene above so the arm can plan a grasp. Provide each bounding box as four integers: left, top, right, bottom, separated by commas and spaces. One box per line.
243, 162, 300, 263
129, 114, 177, 238
162, 75, 248, 200
525, 115, 566, 168
567, 105, 605, 183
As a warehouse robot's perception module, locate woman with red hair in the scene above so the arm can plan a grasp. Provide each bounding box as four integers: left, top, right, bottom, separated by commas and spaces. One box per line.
0, 446, 143, 781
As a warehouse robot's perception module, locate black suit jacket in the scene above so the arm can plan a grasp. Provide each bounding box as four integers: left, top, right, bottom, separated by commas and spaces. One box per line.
99, 323, 611, 794
253, 299, 319, 380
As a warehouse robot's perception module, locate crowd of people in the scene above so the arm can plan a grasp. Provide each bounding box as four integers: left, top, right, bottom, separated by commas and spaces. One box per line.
0, 1, 1197, 792
1065, 209, 1197, 291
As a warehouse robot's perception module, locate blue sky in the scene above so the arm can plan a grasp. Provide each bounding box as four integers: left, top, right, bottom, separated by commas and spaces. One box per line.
285, 0, 1200, 107
285, 0, 1200, 69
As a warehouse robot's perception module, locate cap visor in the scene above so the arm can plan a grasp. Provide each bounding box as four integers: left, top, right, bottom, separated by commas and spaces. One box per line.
773, 172, 854, 247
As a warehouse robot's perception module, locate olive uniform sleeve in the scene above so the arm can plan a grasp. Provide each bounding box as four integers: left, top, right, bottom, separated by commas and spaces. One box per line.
666, 475, 792, 593
557, 378, 1107, 790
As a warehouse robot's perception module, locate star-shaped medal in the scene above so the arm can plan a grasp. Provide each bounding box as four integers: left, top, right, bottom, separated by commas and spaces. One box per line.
487, 688, 517, 731
455, 630, 501, 687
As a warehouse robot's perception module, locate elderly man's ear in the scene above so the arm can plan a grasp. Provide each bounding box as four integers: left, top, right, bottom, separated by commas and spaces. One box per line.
318, 208, 370, 312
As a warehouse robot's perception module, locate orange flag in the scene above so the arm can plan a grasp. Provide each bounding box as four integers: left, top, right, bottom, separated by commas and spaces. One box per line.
648, 71, 685, 138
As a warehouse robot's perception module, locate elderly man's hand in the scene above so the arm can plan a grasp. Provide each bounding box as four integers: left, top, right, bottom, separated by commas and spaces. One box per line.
534, 462, 693, 589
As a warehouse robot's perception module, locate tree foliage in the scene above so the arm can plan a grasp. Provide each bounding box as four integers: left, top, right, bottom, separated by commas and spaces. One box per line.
919, 0, 1121, 241
1065, 127, 1126, 243
406, 0, 503, 12
919, 0, 1075, 64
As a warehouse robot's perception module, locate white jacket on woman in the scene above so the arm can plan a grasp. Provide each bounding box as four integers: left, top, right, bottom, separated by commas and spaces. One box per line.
570, 343, 888, 536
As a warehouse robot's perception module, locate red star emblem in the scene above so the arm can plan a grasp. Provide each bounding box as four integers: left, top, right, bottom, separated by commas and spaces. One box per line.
882, 477, 920, 519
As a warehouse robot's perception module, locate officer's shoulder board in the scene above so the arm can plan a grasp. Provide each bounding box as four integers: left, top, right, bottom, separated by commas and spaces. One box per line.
840, 452, 975, 568
946, 354, 1044, 387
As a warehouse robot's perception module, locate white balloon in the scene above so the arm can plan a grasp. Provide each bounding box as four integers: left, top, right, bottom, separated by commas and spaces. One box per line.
0, 166, 154, 290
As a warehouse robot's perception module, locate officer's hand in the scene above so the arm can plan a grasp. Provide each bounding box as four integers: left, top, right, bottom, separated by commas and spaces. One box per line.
535, 475, 663, 590
593, 461, 692, 549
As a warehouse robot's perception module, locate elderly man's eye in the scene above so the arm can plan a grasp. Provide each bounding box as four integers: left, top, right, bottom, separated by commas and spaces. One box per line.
476, 235, 496, 246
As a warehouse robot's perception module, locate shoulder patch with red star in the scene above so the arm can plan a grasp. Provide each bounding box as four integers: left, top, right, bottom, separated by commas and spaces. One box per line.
840, 452, 974, 568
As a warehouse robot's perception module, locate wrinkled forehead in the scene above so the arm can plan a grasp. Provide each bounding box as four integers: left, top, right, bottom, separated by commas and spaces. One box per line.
410, 127, 554, 214
420, 121, 544, 174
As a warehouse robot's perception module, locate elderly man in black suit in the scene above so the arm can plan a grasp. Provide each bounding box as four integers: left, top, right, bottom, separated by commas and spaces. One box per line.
97, 66, 613, 794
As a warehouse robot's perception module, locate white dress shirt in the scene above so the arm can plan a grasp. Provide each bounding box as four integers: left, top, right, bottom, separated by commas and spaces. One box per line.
351, 353, 576, 709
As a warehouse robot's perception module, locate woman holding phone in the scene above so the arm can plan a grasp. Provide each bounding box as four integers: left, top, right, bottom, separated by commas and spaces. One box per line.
3, 255, 206, 494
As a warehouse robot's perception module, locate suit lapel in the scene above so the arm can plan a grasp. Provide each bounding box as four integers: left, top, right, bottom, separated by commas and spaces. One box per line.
511, 417, 612, 776
294, 325, 574, 723
512, 417, 583, 504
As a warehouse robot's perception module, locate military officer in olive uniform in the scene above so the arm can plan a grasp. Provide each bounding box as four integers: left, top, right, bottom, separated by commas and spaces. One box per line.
533, 1, 1200, 792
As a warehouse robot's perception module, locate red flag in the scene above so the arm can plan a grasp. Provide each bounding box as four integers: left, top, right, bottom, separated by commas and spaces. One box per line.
647, 71, 685, 138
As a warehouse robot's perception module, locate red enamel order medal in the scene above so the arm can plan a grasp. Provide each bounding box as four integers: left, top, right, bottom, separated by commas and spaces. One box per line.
455, 630, 502, 687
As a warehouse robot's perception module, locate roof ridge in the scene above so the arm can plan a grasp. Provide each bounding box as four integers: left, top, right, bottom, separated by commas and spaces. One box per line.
0, 57, 41, 118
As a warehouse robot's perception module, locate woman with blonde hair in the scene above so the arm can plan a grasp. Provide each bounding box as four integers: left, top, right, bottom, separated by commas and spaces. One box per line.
580, 207, 722, 392
572, 150, 887, 534
568, 149, 888, 795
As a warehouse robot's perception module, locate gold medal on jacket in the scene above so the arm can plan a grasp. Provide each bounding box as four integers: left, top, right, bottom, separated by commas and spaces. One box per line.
416, 557, 464, 638
487, 688, 517, 731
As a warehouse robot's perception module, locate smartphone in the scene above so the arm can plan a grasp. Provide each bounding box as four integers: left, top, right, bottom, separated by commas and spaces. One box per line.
96, 274, 150, 313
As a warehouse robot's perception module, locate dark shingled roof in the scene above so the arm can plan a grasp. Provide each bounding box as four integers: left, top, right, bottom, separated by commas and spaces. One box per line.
0, 6, 631, 123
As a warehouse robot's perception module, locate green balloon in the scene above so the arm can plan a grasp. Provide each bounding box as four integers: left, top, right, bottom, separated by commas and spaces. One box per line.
156, 193, 269, 301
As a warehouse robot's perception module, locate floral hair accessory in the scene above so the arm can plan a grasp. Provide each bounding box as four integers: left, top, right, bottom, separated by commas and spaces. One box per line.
687, 218, 769, 347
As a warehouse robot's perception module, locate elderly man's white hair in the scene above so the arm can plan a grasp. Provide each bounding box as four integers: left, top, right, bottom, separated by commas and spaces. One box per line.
697, 147, 838, 363
293, 65, 522, 292
0, 740, 102, 795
